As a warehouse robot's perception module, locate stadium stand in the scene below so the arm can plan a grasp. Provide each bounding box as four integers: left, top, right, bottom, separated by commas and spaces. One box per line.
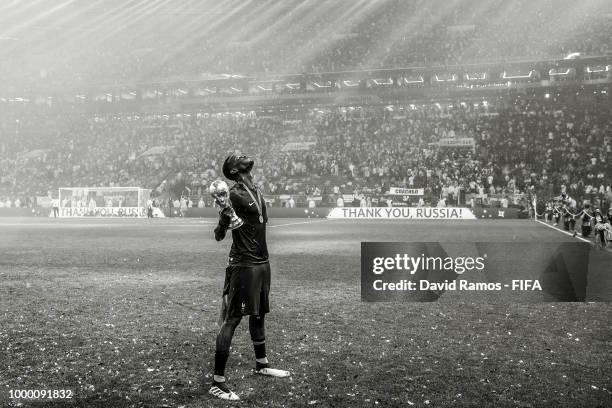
1, 94, 610, 212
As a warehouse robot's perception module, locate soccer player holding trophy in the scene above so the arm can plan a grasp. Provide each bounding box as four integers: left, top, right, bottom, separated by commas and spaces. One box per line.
207, 155, 290, 401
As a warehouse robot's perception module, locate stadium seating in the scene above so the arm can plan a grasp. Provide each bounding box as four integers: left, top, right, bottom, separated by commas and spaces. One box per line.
1, 97, 610, 212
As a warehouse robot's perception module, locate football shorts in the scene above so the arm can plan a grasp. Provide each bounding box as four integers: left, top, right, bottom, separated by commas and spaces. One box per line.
223, 263, 271, 317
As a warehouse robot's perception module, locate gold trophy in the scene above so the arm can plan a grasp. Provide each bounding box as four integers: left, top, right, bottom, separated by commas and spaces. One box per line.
209, 180, 244, 230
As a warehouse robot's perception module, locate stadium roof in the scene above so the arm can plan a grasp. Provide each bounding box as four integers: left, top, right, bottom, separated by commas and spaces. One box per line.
1, 0, 611, 89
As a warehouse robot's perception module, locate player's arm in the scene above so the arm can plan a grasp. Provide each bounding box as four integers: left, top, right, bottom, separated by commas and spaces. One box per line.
214, 207, 233, 241
213, 190, 244, 241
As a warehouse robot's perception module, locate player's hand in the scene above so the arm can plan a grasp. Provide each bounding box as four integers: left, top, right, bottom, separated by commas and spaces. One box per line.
218, 207, 233, 227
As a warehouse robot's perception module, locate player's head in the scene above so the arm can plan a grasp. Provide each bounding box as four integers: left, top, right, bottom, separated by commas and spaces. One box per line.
222, 154, 254, 181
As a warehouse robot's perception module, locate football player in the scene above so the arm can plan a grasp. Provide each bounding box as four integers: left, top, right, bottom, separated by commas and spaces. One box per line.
552, 197, 563, 226
593, 209, 608, 249
580, 204, 593, 237
208, 155, 290, 401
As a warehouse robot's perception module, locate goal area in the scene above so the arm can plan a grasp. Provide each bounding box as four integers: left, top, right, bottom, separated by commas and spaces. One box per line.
58, 187, 151, 218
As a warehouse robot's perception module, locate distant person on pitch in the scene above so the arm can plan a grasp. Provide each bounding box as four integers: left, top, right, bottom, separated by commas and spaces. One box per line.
147, 198, 154, 218
51, 197, 60, 218
208, 154, 290, 401
287, 195, 295, 208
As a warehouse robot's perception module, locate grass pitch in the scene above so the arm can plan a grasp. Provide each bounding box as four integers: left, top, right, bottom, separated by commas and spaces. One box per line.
1, 217, 611, 408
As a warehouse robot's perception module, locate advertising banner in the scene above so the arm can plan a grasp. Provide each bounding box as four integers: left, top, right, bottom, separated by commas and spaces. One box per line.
327, 207, 476, 220
60, 207, 146, 218
439, 137, 474, 147
342, 194, 355, 203
387, 187, 424, 196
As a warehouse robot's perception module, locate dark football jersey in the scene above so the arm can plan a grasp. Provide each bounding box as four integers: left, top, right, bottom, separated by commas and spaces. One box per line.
227, 183, 269, 266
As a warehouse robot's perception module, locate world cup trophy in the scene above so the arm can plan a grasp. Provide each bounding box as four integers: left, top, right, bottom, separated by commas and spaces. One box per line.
209, 180, 244, 230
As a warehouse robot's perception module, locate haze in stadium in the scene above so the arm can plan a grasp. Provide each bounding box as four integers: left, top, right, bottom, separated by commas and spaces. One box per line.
0, 1, 611, 407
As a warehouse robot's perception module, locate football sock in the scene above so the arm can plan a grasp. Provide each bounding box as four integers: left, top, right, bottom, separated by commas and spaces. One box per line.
254, 340, 268, 369
253, 341, 266, 360
214, 350, 229, 378
250, 314, 268, 369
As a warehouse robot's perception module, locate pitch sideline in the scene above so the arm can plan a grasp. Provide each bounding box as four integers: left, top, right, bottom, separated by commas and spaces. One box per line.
268, 219, 329, 228
535, 219, 612, 253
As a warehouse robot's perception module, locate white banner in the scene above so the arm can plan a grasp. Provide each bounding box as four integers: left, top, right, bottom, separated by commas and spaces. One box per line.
439, 138, 474, 147
327, 207, 476, 220
388, 187, 424, 196
60, 207, 146, 218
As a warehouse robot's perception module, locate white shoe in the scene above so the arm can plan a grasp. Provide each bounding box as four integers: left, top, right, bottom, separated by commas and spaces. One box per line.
209, 383, 240, 401
255, 367, 290, 378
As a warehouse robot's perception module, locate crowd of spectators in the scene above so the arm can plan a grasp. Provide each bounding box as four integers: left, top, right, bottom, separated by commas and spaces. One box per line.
2, 0, 611, 88
1, 93, 610, 212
